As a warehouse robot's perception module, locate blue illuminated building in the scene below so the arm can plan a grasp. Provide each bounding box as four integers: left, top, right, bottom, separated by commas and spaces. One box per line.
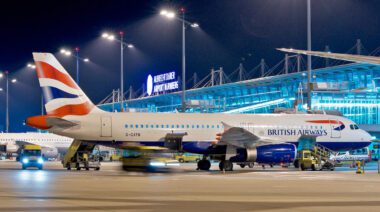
98, 62, 380, 156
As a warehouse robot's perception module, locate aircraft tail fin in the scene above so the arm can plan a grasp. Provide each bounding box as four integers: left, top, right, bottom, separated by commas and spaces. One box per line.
32, 52, 103, 117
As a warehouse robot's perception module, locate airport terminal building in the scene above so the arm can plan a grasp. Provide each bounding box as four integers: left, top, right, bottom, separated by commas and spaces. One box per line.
98, 61, 380, 154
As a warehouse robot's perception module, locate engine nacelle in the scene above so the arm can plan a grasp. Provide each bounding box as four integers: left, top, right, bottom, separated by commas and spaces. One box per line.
42, 147, 59, 159
0, 142, 19, 153
231, 143, 296, 164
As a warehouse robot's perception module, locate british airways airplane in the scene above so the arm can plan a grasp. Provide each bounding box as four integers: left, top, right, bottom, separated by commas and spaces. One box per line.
26, 53, 372, 171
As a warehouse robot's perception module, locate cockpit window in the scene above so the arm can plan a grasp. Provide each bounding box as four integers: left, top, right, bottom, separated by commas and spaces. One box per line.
350, 124, 359, 130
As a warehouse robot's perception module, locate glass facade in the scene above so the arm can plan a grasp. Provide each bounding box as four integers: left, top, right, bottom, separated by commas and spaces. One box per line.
99, 63, 380, 125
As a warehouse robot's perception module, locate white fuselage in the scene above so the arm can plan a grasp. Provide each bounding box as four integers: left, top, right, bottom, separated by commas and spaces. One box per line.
0, 132, 73, 155
50, 112, 372, 151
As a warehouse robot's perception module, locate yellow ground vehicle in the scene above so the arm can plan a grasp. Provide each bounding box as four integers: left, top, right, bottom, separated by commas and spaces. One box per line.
174, 153, 201, 163
297, 150, 319, 171
19, 145, 44, 170
122, 146, 179, 172
296, 149, 335, 171
110, 154, 121, 162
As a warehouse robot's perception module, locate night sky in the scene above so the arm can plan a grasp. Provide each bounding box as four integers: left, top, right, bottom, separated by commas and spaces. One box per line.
1, 0, 380, 132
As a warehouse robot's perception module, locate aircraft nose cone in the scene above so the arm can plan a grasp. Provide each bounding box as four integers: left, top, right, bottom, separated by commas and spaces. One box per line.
361, 130, 373, 142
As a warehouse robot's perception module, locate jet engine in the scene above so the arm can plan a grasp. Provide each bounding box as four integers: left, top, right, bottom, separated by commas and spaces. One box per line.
231, 143, 296, 164
41, 147, 59, 160
0, 141, 19, 153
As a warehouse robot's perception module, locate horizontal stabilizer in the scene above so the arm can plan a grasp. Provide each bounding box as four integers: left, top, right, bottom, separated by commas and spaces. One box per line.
45, 117, 78, 129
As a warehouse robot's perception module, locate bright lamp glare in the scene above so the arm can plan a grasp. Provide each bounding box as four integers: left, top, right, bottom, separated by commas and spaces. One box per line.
150, 162, 166, 167
0, 88, 3, 91
65, 51, 71, 56
160, 10, 168, 15
27, 63, 36, 69
0, 73, 3, 78
166, 12, 175, 19
83, 58, 90, 62
60, 49, 66, 54
191, 23, 199, 28
127, 44, 134, 48
38, 158, 44, 164
107, 35, 115, 40
102, 33, 109, 38
11, 78, 17, 83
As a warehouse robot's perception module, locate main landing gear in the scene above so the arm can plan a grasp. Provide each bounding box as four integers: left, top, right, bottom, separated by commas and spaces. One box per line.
197, 159, 211, 171
219, 160, 233, 171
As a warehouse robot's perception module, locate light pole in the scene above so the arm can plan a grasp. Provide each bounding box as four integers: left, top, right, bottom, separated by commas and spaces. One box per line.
160, 8, 199, 112
60, 48, 90, 84
101, 32, 134, 111
307, 0, 312, 110
0, 71, 17, 132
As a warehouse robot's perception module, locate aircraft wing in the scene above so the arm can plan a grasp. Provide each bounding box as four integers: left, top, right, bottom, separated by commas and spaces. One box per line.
220, 122, 317, 148
219, 122, 282, 148
15, 140, 54, 149
277, 48, 380, 65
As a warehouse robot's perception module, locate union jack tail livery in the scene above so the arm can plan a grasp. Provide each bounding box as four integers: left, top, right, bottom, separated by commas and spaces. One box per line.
33, 53, 103, 117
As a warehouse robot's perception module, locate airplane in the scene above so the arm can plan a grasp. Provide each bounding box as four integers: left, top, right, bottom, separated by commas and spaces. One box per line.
0, 132, 73, 159
25, 52, 373, 171
330, 148, 371, 163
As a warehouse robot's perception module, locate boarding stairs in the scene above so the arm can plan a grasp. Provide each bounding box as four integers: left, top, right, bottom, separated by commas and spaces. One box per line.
312, 143, 337, 169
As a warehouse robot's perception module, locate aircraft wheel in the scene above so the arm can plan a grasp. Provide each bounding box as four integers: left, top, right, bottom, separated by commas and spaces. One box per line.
219, 160, 233, 171
197, 159, 211, 171
239, 164, 246, 168
300, 163, 306, 171
294, 159, 299, 168
248, 163, 254, 168
311, 164, 316, 171
179, 158, 185, 163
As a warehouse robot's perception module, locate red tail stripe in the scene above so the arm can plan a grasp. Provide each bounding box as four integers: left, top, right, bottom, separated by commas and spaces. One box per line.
47, 102, 93, 117
306, 120, 343, 124
35, 61, 79, 89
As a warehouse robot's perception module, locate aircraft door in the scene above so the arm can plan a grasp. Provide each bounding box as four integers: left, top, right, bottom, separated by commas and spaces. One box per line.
330, 119, 341, 138
101, 117, 112, 137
